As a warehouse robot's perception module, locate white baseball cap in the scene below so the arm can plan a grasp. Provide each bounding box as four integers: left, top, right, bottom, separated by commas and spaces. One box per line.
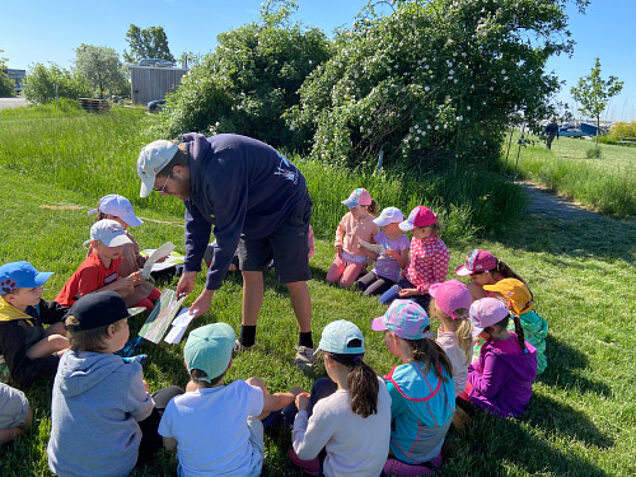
88, 194, 143, 227
137, 140, 179, 198
373, 207, 404, 227
88, 219, 133, 248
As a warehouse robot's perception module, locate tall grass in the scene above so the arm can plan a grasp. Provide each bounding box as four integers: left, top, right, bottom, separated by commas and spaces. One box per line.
0, 107, 525, 247
503, 135, 636, 217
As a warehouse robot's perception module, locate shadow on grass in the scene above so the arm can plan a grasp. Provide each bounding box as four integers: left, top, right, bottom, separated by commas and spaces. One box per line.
538, 336, 612, 398
443, 409, 610, 476
498, 215, 636, 264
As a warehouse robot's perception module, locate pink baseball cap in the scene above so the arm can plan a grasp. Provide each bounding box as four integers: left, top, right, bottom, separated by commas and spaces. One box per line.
399, 206, 437, 232
342, 188, 372, 208
469, 298, 510, 337
455, 249, 497, 276
429, 279, 472, 319
371, 299, 434, 340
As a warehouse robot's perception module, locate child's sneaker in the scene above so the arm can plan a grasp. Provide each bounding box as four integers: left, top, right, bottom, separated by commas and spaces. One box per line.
294, 345, 314, 371
383, 456, 440, 477
287, 448, 320, 476
122, 354, 148, 366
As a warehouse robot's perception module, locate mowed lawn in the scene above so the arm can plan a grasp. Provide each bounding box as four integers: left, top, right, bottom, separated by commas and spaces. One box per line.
504, 134, 636, 218
0, 108, 634, 476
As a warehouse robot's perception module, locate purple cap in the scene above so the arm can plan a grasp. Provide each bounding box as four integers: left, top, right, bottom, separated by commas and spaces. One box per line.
342, 188, 372, 208
469, 298, 510, 337
455, 249, 497, 276
371, 299, 433, 340
399, 206, 437, 232
429, 279, 472, 319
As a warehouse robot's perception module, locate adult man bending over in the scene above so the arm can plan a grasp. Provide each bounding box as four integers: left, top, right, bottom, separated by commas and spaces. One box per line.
137, 133, 313, 369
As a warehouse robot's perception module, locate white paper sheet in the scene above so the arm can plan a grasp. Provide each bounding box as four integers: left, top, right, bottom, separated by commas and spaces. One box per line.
142, 242, 176, 278
171, 307, 195, 327
357, 238, 387, 254
164, 325, 188, 344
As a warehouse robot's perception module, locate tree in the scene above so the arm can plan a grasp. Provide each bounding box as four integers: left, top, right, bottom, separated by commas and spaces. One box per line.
23, 63, 91, 104
153, 0, 331, 149
75, 44, 127, 98
123, 24, 175, 63
0, 49, 15, 97
571, 57, 624, 145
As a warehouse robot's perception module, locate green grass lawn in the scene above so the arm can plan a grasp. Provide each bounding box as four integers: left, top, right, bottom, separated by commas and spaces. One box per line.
0, 108, 635, 476
503, 134, 636, 218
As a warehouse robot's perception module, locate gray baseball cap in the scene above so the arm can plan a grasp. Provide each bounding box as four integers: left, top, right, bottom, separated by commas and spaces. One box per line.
137, 140, 178, 198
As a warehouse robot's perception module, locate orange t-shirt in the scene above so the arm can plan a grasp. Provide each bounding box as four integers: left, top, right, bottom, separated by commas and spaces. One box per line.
55, 251, 121, 307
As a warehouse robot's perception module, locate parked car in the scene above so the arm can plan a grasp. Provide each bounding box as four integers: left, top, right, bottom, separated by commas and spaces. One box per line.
559, 123, 586, 138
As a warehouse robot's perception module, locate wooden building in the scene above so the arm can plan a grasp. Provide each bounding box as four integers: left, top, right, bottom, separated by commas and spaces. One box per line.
129, 65, 188, 105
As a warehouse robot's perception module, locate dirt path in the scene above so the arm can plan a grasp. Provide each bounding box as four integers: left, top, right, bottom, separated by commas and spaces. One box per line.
517, 181, 600, 220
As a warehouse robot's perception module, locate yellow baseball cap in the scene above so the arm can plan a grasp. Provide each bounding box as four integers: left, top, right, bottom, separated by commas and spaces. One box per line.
483, 278, 533, 315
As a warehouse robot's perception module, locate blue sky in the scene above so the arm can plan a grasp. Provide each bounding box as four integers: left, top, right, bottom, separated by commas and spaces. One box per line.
3, 0, 633, 120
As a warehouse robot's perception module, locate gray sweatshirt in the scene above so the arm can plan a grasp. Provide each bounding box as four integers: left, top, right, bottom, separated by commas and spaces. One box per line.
47, 351, 154, 477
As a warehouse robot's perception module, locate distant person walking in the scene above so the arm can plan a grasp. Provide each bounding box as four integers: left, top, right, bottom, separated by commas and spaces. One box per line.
545, 116, 559, 150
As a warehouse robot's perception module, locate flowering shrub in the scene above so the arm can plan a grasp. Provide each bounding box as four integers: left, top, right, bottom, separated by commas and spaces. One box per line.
289, 0, 586, 168
153, 1, 331, 149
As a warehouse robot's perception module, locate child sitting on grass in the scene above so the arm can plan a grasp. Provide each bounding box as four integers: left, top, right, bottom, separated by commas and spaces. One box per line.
55, 220, 140, 308
428, 279, 474, 397
0, 261, 69, 386
460, 298, 537, 418
371, 299, 454, 476
0, 383, 33, 445
48, 292, 178, 476
88, 194, 161, 310
379, 206, 449, 310
455, 249, 526, 301
484, 278, 548, 375
288, 320, 391, 477
355, 207, 410, 296
159, 323, 299, 477
327, 188, 379, 287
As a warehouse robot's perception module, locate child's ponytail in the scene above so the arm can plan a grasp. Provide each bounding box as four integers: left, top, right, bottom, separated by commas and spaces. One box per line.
496, 260, 527, 285
368, 199, 378, 216
512, 315, 527, 352
454, 317, 473, 365
406, 337, 453, 382
330, 353, 379, 418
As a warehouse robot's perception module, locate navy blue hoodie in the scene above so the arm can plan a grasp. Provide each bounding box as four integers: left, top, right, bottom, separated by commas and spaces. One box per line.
182, 133, 307, 290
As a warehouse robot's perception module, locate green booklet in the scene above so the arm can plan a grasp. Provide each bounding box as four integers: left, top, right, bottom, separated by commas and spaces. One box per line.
138, 289, 186, 344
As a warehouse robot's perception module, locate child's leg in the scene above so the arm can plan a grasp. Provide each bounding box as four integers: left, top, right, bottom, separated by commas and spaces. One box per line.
0, 385, 32, 445
325, 255, 346, 283
26, 334, 69, 360
355, 271, 377, 292
378, 284, 400, 305
148, 287, 161, 301
363, 277, 395, 296
338, 262, 366, 287
246, 416, 265, 475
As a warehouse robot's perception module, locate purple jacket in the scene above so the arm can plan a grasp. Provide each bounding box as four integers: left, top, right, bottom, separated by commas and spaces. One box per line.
467, 332, 537, 417
181, 133, 307, 290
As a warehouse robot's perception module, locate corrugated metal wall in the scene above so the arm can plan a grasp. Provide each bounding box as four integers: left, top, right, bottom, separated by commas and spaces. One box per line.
129, 67, 188, 105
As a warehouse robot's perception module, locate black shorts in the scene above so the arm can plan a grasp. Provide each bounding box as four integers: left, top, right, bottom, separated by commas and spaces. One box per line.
237, 194, 312, 283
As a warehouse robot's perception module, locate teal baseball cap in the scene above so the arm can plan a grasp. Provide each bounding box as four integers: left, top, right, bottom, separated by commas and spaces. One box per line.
184, 323, 236, 382
315, 320, 365, 356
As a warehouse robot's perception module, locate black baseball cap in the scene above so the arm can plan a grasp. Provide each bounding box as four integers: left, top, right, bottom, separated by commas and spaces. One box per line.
66, 291, 130, 331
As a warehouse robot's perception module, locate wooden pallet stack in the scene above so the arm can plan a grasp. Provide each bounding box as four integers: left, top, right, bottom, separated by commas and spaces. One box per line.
78, 98, 111, 112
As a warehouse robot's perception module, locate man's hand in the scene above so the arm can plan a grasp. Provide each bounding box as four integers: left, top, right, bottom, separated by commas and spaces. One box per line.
176, 271, 197, 298
190, 289, 214, 318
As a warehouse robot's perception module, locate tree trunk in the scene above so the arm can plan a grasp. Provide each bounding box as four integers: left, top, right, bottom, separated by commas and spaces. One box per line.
595, 114, 599, 146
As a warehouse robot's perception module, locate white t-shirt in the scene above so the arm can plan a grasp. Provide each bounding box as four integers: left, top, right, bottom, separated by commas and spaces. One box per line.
158, 380, 264, 477
292, 377, 392, 477
436, 330, 471, 397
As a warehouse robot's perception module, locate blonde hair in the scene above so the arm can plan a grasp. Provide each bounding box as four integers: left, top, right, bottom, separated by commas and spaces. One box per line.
430, 300, 472, 365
